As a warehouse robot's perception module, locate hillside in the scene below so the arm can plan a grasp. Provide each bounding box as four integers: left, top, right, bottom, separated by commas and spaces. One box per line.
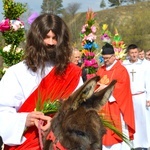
65, 1, 150, 50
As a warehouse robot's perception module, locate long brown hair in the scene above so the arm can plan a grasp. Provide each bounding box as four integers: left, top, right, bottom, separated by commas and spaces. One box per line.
24, 13, 72, 75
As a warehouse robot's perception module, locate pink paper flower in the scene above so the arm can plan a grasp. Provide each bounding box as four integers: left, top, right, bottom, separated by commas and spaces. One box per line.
10, 20, 24, 31
0, 19, 10, 32
85, 52, 95, 58
81, 24, 88, 33
91, 25, 96, 33
84, 33, 97, 42
86, 73, 96, 80
84, 58, 98, 68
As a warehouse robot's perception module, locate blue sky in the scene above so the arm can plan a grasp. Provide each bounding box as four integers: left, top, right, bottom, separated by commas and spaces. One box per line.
0, 0, 106, 20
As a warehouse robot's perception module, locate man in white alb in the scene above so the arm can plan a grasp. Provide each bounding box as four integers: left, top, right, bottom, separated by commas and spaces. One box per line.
123, 44, 150, 150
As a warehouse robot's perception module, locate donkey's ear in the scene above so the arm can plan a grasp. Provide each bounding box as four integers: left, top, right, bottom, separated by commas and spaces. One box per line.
98, 80, 117, 106
70, 76, 100, 110
92, 80, 117, 110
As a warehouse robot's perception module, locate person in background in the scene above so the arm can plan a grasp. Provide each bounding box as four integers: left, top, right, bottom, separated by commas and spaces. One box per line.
0, 13, 83, 150
96, 43, 135, 150
145, 50, 150, 61
71, 48, 87, 82
123, 44, 150, 150
70, 48, 82, 65
138, 49, 145, 61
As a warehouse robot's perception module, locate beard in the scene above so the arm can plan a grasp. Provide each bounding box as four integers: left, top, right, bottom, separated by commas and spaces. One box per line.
45, 45, 57, 64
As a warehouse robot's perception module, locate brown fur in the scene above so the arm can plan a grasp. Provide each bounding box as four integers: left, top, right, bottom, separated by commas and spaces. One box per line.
43, 76, 117, 150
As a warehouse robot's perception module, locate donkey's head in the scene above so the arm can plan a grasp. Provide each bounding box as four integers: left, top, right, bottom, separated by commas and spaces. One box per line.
44, 76, 116, 150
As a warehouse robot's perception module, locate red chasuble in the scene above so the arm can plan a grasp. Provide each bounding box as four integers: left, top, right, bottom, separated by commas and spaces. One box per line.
97, 60, 135, 146
4, 63, 81, 150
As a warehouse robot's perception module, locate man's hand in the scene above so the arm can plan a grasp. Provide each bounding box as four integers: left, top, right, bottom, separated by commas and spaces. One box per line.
95, 83, 108, 92
26, 111, 51, 130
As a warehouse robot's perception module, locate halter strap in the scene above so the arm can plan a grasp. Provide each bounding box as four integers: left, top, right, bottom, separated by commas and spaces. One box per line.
47, 131, 67, 150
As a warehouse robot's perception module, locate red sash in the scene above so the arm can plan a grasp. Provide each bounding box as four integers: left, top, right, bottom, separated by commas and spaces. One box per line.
4, 63, 81, 150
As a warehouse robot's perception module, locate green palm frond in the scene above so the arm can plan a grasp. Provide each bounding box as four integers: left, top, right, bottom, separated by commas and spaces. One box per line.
36, 95, 60, 115
42, 100, 61, 115
100, 116, 133, 149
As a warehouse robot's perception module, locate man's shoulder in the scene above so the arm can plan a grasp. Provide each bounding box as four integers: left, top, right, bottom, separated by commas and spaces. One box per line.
5, 61, 26, 74
68, 63, 81, 71
122, 59, 130, 65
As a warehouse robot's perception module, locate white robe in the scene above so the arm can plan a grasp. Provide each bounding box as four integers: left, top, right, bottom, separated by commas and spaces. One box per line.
0, 61, 83, 145
123, 59, 150, 148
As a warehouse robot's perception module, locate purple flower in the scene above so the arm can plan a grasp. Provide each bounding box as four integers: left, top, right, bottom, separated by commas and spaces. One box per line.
100, 33, 111, 43
28, 12, 39, 25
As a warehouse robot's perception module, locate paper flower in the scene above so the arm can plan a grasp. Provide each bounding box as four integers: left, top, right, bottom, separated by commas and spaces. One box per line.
100, 24, 112, 44
3, 44, 12, 52
0, 19, 10, 32
10, 20, 24, 31
28, 12, 39, 25
100, 33, 111, 43
111, 28, 127, 60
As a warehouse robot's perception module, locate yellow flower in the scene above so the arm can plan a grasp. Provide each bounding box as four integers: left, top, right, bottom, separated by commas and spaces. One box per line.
102, 24, 108, 31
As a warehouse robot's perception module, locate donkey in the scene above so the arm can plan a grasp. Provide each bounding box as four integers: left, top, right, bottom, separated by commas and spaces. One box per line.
43, 76, 117, 150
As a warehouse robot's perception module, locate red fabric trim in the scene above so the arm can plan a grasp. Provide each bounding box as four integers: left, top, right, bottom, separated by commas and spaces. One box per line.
4, 63, 81, 150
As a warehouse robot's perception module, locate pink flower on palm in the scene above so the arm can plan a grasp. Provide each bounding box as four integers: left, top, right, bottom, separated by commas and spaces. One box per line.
84, 33, 97, 42
85, 52, 95, 59
81, 24, 88, 33
0, 19, 10, 32
91, 25, 96, 33
84, 58, 98, 68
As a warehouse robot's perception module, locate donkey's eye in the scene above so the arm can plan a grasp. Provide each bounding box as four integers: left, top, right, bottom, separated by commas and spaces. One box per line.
69, 129, 85, 136
75, 130, 85, 136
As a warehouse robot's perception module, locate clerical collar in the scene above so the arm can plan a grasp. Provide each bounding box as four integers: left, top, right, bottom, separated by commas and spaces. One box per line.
106, 60, 117, 70
129, 59, 142, 65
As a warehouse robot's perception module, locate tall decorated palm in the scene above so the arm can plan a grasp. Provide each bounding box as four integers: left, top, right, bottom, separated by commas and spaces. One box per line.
0, 0, 27, 77
80, 9, 99, 80
100, 24, 127, 63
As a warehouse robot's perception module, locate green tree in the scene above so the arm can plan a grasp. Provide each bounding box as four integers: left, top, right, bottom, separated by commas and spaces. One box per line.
108, 0, 125, 6
66, 2, 81, 17
41, 0, 63, 15
100, 0, 106, 9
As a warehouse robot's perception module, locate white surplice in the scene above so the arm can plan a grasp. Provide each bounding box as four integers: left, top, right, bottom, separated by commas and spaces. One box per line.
0, 61, 83, 146
123, 59, 150, 148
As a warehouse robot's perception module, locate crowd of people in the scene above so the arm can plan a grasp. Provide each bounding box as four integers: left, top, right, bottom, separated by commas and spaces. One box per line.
0, 13, 150, 150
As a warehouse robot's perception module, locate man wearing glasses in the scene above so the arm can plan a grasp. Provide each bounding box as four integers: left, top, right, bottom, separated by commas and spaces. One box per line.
96, 43, 135, 150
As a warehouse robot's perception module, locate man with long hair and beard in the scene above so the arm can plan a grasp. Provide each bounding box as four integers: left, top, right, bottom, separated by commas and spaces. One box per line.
0, 13, 83, 150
